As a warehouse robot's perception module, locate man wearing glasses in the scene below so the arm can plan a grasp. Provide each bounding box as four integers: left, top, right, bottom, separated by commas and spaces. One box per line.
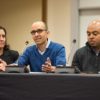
72, 20, 100, 74
18, 21, 66, 72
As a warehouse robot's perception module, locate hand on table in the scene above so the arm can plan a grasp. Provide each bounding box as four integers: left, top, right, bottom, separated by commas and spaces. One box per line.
42, 57, 56, 73
0, 59, 7, 72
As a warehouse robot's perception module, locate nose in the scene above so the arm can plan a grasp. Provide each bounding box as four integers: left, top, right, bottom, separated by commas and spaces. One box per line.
34, 32, 39, 36
0, 36, 4, 40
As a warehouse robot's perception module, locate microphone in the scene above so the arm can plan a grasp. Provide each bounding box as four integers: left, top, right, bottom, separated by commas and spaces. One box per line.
73, 39, 76, 44
74, 66, 81, 73
57, 39, 77, 74
67, 39, 76, 65
25, 41, 29, 45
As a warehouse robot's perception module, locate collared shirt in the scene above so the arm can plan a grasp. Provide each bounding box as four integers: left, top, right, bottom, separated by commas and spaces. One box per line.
38, 40, 51, 55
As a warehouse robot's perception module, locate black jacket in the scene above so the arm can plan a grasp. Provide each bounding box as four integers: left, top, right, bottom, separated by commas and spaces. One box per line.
0, 50, 19, 64
72, 42, 100, 73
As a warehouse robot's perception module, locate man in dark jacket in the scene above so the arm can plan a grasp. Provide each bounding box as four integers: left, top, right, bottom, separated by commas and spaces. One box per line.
72, 20, 100, 74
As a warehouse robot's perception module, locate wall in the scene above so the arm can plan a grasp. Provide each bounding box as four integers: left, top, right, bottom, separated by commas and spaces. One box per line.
0, 0, 42, 53
47, 0, 71, 64
79, 0, 100, 9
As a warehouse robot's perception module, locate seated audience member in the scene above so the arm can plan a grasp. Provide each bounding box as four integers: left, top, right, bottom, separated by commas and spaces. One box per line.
18, 21, 66, 72
72, 20, 100, 74
0, 26, 19, 71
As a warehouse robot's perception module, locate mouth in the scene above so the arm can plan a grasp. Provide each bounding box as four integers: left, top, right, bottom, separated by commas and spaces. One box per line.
34, 38, 41, 42
89, 40, 95, 43
0, 42, 5, 45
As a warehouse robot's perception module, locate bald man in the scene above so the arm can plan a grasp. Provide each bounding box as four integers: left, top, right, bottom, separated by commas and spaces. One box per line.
18, 21, 66, 72
72, 20, 100, 74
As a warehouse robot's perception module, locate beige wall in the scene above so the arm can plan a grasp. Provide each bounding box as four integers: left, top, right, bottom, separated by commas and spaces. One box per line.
79, 0, 100, 9
0, 0, 42, 53
47, 0, 72, 63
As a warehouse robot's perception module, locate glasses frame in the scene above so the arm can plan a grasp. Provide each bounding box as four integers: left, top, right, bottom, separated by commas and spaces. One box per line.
31, 29, 46, 35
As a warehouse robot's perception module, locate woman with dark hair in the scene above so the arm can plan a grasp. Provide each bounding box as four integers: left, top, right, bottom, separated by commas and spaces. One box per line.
0, 26, 19, 71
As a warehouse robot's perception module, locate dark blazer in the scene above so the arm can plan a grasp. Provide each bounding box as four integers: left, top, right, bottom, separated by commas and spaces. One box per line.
0, 50, 19, 64
72, 42, 100, 73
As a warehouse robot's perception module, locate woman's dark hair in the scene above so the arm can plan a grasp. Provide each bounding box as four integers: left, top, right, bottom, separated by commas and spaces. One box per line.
0, 26, 10, 50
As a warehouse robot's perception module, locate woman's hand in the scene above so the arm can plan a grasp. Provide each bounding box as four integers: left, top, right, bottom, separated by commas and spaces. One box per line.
0, 59, 7, 72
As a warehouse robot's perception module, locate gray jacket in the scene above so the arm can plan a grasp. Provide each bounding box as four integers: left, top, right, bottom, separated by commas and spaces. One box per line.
72, 42, 100, 73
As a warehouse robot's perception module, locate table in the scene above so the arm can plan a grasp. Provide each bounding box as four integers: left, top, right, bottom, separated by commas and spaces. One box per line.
0, 73, 100, 100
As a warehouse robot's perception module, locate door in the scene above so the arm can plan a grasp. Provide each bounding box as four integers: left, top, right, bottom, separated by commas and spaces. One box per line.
79, 9, 100, 47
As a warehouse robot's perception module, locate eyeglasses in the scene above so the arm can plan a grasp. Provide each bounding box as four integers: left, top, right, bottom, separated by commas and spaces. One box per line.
31, 29, 46, 35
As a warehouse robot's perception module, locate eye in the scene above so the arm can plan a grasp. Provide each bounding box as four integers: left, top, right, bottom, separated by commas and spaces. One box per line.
37, 29, 44, 33
31, 30, 36, 35
2, 35, 5, 38
93, 31, 99, 36
87, 32, 91, 36
31, 29, 45, 35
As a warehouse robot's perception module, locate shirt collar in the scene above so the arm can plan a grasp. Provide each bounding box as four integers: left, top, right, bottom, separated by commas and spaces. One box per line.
38, 39, 51, 55
46, 39, 51, 49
